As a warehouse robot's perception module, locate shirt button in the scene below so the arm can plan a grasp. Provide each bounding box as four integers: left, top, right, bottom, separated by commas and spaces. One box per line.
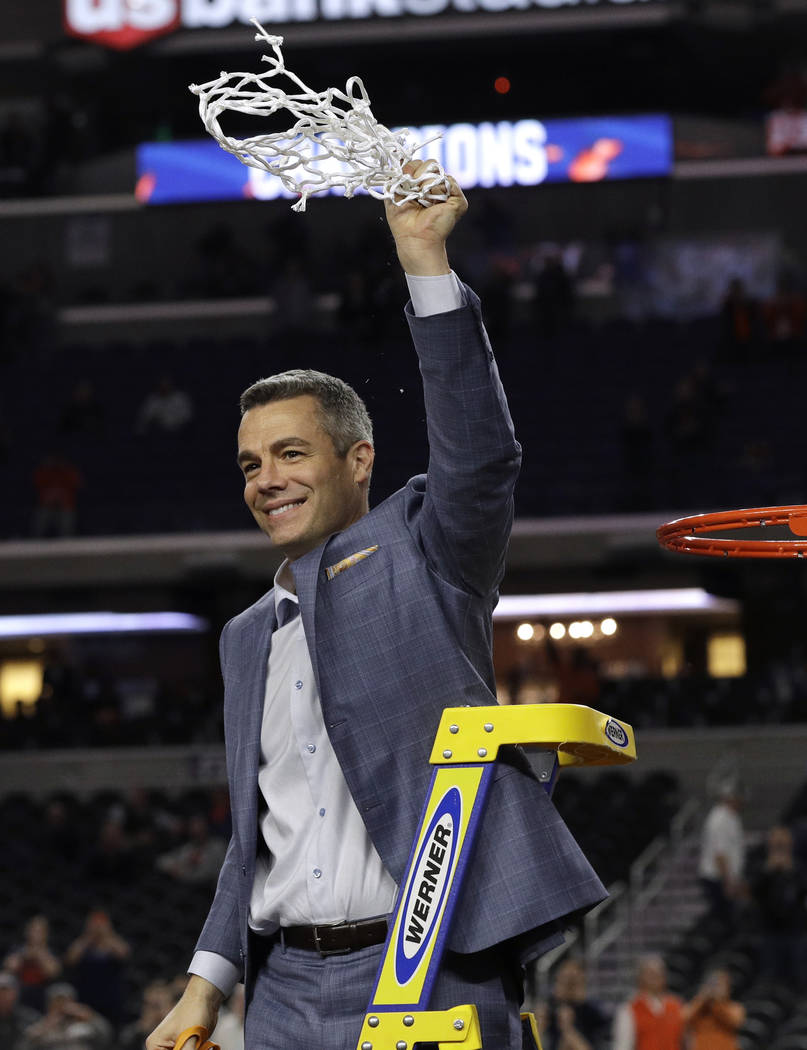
313, 868, 322, 879
295, 680, 303, 690
306, 743, 316, 753
319, 808, 326, 817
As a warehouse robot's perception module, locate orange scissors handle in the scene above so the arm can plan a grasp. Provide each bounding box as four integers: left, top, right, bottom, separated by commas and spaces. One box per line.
174, 1025, 220, 1050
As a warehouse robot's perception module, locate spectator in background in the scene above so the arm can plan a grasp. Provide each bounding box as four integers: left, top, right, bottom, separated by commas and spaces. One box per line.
547, 641, 601, 706
719, 277, 760, 360
698, 782, 745, 927
533, 251, 574, 339
537, 957, 610, 1050
481, 253, 518, 341
683, 968, 745, 1050
31, 454, 82, 538
665, 376, 708, 456
3, 916, 61, 1013
762, 276, 807, 351
750, 824, 807, 989
60, 381, 104, 436
0, 974, 39, 1050
64, 910, 130, 1027
4, 262, 55, 354
19, 982, 111, 1050
136, 376, 194, 434
155, 813, 227, 884
40, 798, 82, 864
85, 818, 135, 884
612, 954, 684, 1050
206, 785, 232, 840
119, 981, 177, 1050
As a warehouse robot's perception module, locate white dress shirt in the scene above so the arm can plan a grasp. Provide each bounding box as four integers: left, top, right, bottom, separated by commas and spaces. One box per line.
189, 271, 463, 996
248, 565, 398, 932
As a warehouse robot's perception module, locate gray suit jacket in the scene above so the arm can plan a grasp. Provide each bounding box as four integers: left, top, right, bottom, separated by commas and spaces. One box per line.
196, 284, 606, 991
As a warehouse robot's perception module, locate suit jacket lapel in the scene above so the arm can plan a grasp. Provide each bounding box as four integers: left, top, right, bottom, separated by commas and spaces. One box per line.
233, 598, 276, 863
289, 547, 324, 697
287, 514, 380, 717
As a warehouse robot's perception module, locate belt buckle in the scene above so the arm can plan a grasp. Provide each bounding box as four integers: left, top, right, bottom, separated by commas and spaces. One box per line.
313, 923, 352, 958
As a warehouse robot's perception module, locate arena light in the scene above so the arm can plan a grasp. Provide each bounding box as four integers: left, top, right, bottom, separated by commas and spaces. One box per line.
494, 589, 738, 619
600, 618, 618, 636
516, 622, 535, 641
0, 612, 209, 639
549, 622, 566, 640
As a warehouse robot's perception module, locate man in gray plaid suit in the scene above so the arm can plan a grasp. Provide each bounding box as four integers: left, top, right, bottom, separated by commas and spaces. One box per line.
147, 167, 605, 1050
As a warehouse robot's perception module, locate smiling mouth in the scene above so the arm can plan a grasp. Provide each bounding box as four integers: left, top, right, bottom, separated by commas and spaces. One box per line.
265, 499, 306, 518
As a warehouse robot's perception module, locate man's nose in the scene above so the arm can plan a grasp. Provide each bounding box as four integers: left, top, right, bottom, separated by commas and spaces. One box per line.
256, 461, 286, 491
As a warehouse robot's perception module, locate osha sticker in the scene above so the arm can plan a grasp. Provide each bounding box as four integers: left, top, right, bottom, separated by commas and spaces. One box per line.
394, 787, 460, 986
604, 718, 629, 748
64, 0, 181, 50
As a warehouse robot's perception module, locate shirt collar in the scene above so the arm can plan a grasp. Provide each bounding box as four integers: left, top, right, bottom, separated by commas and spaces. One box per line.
273, 560, 299, 622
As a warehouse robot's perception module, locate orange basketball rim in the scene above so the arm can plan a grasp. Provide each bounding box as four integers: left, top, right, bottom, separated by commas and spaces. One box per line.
657, 505, 807, 559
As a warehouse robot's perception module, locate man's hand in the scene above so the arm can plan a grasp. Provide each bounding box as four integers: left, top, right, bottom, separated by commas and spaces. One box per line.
385, 161, 468, 276
146, 976, 224, 1050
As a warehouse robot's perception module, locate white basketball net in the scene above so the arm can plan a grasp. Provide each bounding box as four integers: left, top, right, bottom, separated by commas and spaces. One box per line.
189, 20, 449, 213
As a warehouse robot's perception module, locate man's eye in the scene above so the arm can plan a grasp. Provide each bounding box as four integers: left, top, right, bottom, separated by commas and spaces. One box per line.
243, 463, 258, 475
283, 450, 301, 459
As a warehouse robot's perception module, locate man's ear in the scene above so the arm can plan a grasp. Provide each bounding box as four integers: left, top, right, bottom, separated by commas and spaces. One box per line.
351, 440, 374, 485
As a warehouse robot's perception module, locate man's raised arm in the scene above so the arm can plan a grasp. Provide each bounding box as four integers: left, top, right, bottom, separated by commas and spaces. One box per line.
386, 163, 522, 597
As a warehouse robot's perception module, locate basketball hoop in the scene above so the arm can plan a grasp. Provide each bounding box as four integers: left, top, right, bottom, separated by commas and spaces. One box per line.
657, 505, 807, 559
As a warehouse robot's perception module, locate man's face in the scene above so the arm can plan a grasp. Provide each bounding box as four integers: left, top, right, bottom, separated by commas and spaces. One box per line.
238, 395, 373, 562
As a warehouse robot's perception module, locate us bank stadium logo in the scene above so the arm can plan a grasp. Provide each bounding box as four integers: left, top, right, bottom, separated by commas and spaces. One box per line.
394, 787, 460, 986
64, 0, 658, 50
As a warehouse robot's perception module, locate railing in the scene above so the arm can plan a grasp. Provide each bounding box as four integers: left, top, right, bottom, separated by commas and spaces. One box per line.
583, 881, 629, 998
535, 796, 703, 1004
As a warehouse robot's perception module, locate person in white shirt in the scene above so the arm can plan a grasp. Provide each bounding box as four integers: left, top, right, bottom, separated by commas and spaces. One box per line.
698, 782, 745, 925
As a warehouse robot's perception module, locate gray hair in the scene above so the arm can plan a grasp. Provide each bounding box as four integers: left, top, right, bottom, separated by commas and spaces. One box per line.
239, 369, 373, 457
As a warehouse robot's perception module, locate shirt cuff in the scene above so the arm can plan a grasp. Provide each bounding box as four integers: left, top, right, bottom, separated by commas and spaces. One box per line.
405, 271, 463, 317
187, 951, 242, 997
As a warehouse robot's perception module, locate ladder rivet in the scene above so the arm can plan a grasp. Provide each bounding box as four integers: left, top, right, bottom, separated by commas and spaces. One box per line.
368, 1017, 379, 1028
454, 1019, 465, 1031
449, 724, 459, 734
477, 747, 488, 757
403, 1016, 414, 1027
442, 749, 453, 759
484, 722, 494, 732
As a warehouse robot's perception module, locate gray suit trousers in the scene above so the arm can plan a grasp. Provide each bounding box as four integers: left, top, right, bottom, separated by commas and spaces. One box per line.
244, 936, 539, 1049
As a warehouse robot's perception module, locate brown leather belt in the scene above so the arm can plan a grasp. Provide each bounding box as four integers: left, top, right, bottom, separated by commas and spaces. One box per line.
280, 917, 388, 956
